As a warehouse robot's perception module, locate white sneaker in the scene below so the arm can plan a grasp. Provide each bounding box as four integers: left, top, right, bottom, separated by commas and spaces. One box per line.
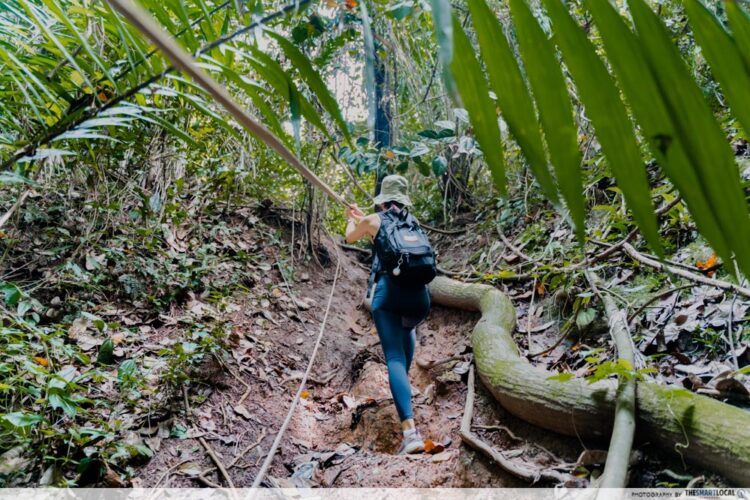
397, 430, 425, 455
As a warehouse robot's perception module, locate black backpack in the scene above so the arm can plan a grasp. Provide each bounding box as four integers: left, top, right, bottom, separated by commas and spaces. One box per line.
372, 208, 437, 288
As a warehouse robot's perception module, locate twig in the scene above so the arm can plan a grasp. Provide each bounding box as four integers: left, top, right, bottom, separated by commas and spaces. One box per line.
421, 223, 468, 235
198, 437, 236, 489
472, 424, 522, 442
527, 324, 574, 358
627, 284, 693, 324
585, 271, 636, 491
526, 278, 538, 353
0, 190, 31, 229
460, 365, 571, 483
621, 242, 750, 298
151, 459, 192, 489
498, 226, 536, 263
195, 473, 222, 488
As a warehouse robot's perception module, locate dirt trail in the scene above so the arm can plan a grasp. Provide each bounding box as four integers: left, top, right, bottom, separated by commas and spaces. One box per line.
134, 243, 582, 488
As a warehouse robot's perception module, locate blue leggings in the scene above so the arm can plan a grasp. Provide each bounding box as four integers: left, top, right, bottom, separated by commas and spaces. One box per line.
370, 275, 431, 421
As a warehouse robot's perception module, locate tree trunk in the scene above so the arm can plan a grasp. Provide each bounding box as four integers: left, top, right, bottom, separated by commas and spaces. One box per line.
373, 43, 391, 197
427, 276, 750, 485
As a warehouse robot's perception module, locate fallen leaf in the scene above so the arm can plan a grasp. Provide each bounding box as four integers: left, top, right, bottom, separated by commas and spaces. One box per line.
233, 404, 253, 420
696, 254, 718, 277
68, 317, 88, 339
33, 357, 49, 367
535, 282, 546, 296
111, 333, 125, 345
178, 462, 202, 477
576, 449, 608, 466
424, 439, 445, 454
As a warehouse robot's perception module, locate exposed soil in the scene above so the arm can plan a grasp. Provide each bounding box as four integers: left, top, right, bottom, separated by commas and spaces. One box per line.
130, 237, 589, 488
130, 222, 720, 489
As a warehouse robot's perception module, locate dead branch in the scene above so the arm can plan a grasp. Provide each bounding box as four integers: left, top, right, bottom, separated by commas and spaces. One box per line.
627, 284, 693, 324
198, 437, 236, 489
0, 190, 31, 229
621, 242, 750, 298
460, 365, 572, 484
497, 226, 536, 263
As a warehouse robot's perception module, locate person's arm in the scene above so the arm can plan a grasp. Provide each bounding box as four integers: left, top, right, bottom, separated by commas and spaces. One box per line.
344, 205, 378, 243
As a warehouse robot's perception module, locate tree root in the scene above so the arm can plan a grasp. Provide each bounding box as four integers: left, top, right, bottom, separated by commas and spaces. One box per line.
428, 276, 750, 485
460, 365, 573, 484
586, 271, 636, 490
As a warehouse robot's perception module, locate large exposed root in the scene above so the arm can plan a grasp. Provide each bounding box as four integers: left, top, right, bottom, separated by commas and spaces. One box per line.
428, 276, 750, 485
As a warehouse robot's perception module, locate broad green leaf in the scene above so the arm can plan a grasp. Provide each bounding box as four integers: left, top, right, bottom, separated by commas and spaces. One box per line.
386, 2, 414, 20
585, 0, 731, 266
727, 1, 750, 70
267, 31, 351, 143
431, 0, 458, 103
628, 0, 750, 278
1, 412, 43, 428
432, 155, 447, 177
508, 0, 584, 239
451, 17, 507, 194
467, 0, 559, 208
542, 0, 661, 254
686, 0, 750, 140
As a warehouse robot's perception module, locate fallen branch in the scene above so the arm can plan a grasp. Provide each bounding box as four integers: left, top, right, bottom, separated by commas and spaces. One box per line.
460, 365, 572, 483
627, 284, 693, 324
527, 324, 574, 359
428, 276, 750, 485
620, 243, 750, 298
421, 223, 468, 235
497, 226, 536, 263
0, 190, 31, 229
198, 437, 236, 489
586, 271, 636, 490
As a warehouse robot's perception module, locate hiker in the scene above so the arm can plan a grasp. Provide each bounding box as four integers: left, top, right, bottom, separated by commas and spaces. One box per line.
344, 174, 436, 455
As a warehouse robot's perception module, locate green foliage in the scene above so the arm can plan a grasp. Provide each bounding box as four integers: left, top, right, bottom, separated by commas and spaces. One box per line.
438, 0, 750, 277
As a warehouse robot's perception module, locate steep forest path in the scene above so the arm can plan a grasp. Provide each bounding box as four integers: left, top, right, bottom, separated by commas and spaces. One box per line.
133, 233, 583, 488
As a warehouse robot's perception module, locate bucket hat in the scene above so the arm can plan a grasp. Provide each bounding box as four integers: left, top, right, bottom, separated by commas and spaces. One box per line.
373, 174, 412, 207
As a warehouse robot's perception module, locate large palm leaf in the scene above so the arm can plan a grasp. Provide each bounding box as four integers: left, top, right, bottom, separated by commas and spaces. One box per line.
0, 0, 349, 169
442, 0, 750, 279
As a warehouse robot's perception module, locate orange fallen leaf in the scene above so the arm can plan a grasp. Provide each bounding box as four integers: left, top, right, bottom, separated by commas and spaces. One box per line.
424, 439, 446, 454
535, 282, 546, 296
344, 0, 357, 9
33, 356, 49, 367
424, 439, 436, 453
696, 253, 718, 278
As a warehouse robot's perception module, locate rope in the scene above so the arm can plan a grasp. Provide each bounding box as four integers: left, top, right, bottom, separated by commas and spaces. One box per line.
106, 0, 350, 208
251, 243, 342, 488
